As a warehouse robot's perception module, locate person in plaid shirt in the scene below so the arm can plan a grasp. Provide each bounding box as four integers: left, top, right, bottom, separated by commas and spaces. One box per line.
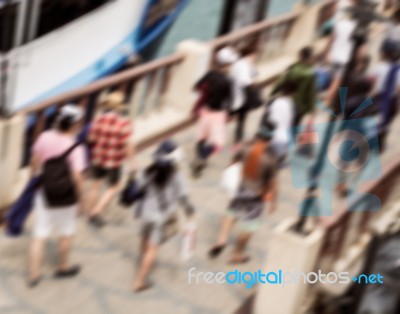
88, 92, 134, 227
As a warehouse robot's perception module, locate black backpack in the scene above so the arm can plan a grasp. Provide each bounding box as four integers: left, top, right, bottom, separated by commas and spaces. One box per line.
243, 85, 263, 110
42, 143, 81, 208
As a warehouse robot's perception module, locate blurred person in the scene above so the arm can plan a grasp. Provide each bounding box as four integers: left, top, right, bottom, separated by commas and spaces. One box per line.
191, 47, 236, 178
369, 45, 400, 151
272, 47, 317, 129
381, 6, 400, 59
208, 122, 279, 264
324, 7, 357, 104
336, 77, 375, 196
268, 79, 297, 162
354, 54, 372, 77
132, 140, 195, 292
87, 91, 134, 227
28, 105, 87, 287
230, 45, 258, 146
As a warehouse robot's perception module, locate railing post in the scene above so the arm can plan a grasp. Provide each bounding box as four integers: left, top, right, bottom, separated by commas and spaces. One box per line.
165, 40, 211, 113
0, 119, 5, 210
254, 219, 325, 314
0, 115, 27, 209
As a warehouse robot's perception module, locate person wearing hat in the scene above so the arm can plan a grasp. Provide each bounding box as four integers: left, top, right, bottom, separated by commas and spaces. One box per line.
132, 140, 195, 292
28, 104, 87, 287
87, 91, 134, 227
208, 121, 279, 264
191, 46, 237, 177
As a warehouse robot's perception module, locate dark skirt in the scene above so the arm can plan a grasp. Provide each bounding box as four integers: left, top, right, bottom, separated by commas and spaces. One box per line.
229, 187, 264, 221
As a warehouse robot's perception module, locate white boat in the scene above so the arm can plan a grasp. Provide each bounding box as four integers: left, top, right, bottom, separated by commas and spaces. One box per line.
0, 0, 189, 112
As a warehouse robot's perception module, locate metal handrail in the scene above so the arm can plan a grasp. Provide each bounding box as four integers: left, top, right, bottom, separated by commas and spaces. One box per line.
21, 53, 185, 115
209, 11, 299, 47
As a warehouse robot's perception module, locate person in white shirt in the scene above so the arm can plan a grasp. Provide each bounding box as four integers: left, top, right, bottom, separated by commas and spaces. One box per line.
328, 15, 357, 78
230, 46, 258, 145
268, 80, 297, 161
325, 8, 358, 107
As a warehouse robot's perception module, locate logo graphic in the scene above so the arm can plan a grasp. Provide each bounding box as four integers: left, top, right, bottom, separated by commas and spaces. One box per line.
187, 268, 384, 288
288, 88, 382, 216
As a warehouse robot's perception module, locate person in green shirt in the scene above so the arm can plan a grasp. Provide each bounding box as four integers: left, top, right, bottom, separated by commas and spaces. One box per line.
271, 46, 317, 128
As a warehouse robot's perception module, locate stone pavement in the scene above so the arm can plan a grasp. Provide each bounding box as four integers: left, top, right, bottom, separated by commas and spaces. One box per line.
1, 102, 400, 314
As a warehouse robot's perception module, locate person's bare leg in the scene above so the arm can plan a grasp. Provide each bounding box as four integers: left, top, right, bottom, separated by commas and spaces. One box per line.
88, 179, 103, 217
215, 216, 235, 246
133, 244, 159, 291
208, 216, 235, 258
91, 184, 119, 217
28, 238, 46, 281
230, 232, 252, 263
57, 236, 73, 271
140, 236, 149, 256
135, 235, 149, 267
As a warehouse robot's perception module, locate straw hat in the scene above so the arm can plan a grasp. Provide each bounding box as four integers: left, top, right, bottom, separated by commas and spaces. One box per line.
103, 91, 125, 110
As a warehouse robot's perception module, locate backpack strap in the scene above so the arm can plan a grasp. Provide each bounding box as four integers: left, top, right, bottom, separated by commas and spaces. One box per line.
60, 142, 81, 159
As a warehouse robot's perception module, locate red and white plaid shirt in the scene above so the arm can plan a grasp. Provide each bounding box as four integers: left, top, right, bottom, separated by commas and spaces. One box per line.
89, 111, 132, 169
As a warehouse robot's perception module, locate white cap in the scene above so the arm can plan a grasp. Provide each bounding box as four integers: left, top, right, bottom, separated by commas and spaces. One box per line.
155, 140, 185, 165
59, 104, 84, 123
163, 147, 184, 164
216, 47, 238, 65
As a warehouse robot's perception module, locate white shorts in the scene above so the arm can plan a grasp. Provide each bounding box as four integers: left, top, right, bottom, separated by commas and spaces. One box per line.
33, 191, 77, 239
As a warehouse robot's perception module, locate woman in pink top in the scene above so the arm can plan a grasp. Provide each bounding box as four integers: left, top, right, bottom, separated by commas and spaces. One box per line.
28, 105, 87, 288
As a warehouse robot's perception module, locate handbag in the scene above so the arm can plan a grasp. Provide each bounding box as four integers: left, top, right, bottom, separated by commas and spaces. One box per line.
220, 162, 242, 198
296, 117, 318, 159
119, 174, 145, 207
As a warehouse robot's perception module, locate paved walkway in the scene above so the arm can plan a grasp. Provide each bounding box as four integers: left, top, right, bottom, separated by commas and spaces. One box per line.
1, 101, 400, 314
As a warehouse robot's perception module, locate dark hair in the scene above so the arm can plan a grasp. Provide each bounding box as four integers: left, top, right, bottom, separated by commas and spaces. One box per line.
146, 162, 176, 189
57, 116, 75, 132
299, 47, 313, 61
380, 40, 399, 62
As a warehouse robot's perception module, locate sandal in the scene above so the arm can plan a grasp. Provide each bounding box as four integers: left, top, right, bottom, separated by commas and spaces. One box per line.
54, 265, 81, 279
27, 276, 42, 288
229, 256, 251, 264
133, 281, 154, 293
208, 244, 226, 259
